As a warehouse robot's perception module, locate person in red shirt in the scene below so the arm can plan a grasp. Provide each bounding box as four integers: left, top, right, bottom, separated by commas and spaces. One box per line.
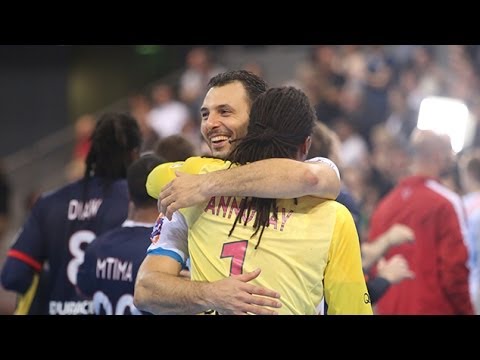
368, 129, 474, 314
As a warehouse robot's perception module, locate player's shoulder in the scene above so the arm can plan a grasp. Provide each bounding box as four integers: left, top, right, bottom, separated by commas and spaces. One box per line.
309, 198, 351, 216
330, 200, 358, 227
32, 180, 79, 208
305, 156, 340, 179
146, 157, 230, 199
88, 225, 134, 253
148, 156, 226, 175
184, 156, 230, 174
146, 160, 187, 199
332, 200, 351, 213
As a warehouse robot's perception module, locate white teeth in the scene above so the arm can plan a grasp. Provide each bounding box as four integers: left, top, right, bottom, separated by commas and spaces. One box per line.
211, 136, 229, 143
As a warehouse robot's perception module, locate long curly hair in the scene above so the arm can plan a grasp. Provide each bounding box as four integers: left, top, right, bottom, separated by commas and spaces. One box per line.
81, 112, 141, 202
226, 86, 317, 248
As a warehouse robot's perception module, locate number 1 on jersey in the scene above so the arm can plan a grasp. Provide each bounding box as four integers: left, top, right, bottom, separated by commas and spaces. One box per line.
220, 240, 248, 276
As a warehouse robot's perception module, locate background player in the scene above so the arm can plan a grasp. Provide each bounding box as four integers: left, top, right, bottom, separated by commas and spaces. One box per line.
77, 153, 164, 315
1, 112, 142, 314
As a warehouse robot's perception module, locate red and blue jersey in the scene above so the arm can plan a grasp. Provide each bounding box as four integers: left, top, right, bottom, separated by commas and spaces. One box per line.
77, 220, 154, 315
1, 177, 129, 314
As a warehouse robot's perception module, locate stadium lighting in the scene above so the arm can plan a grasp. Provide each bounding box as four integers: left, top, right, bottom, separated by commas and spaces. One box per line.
417, 96, 471, 153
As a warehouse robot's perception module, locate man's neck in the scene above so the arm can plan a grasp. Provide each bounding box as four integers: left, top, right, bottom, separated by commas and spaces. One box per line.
410, 163, 440, 178
129, 207, 159, 224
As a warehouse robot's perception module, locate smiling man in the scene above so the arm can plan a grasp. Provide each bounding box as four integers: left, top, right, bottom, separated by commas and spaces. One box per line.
134, 71, 344, 315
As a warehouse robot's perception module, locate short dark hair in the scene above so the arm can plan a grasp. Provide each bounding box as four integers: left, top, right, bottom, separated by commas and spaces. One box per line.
155, 134, 196, 162
308, 122, 333, 158
127, 153, 164, 208
466, 153, 480, 183
207, 70, 268, 108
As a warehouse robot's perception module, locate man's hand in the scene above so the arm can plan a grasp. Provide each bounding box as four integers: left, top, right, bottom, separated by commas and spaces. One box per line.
207, 268, 282, 315
158, 171, 210, 220
376, 255, 415, 285
385, 224, 415, 247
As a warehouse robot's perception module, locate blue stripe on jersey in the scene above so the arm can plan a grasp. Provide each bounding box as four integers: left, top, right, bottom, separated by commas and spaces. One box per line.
147, 248, 186, 268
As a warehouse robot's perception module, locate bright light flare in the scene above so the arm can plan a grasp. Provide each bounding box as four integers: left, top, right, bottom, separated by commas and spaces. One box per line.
417, 96, 470, 153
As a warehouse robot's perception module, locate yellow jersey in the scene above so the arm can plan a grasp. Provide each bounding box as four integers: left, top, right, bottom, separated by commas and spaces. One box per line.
147, 157, 372, 315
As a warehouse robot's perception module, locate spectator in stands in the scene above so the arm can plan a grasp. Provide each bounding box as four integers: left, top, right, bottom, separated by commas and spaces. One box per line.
154, 134, 197, 162
179, 46, 226, 118
127, 92, 157, 152
147, 83, 193, 140
368, 129, 474, 314
241, 60, 265, 79
65, 114, 96, 182
459, 148, 480, 314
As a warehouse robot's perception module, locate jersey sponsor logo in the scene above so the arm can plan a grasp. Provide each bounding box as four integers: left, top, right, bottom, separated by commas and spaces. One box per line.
49, 300, 94, 315
364, 292, 371, 304
150, 215, 164, 244
202, 309, 219, 315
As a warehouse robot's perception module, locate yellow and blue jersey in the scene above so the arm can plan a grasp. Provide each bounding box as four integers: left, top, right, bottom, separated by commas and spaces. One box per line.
147, 157, 372, 315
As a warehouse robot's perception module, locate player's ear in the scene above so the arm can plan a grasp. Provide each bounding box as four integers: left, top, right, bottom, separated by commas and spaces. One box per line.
302, 136, 312, 157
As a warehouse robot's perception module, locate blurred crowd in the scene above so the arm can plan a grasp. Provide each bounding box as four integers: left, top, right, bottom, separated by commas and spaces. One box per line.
1, 45, 480, 314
